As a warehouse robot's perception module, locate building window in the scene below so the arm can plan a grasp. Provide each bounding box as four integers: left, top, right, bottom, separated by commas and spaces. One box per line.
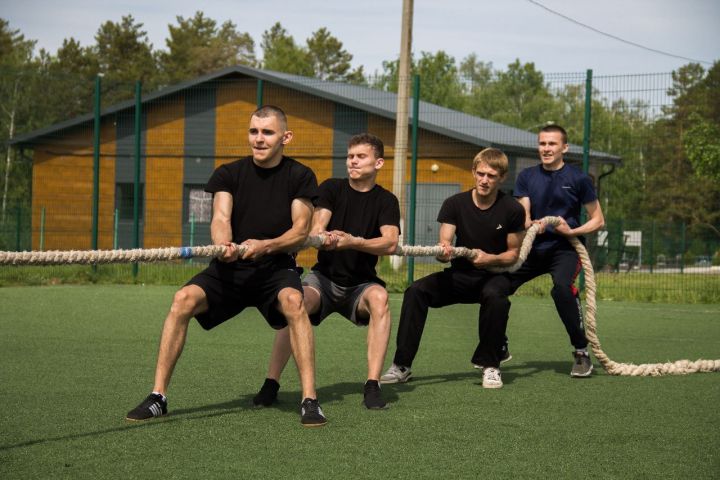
187, 186, 212, 223
115, 183, 144, 221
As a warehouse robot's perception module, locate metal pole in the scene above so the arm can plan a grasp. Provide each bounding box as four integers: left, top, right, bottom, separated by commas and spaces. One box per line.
113, 208, 119, 249
582, 69, 592, 176
407, 74, 420, 285
190, 212, 195, 247
256, 79, 264, 108
91, 75, 102, 251
15, 205, 21, 250
132, 80, 142, 280
680, 222, 686, 274
579, 69, 592, 291
189, 212, 195, 264
649, 220, 655, 273
393, 0, 414, 261
39, 206, 45, 251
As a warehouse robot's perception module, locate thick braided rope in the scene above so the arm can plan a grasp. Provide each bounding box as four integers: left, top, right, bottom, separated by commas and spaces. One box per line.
0, 238, 327, 265
0, 245, 228, 265
2, 220, 717, 375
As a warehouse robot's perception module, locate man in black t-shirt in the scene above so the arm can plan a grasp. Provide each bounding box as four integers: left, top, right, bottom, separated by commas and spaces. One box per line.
253, 133, 400, 410
381, 148, 525, 389
126, 105, 327, 427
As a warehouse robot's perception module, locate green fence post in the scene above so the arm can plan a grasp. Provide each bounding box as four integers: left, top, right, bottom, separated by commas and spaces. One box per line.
113, 208, 119, 249
579, 69, 592, 291
256, 79, 264, 108
39, 206, 45, 251
188, 212, 195, 264
91, 75, 102, 252
15, 205, 21, 251
649, 220, 655, 273
406, 74, 420, 286
680, 222, 686, 274
132, 80, 142, 280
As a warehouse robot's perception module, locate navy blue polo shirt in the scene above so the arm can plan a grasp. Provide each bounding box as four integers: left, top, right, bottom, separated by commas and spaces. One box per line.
514, 163, 597, 251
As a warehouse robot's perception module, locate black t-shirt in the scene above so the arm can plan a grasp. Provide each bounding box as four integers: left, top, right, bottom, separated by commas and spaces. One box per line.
205, 156, 318, 268
313, 178, 400, 287
437, 190, 525, 270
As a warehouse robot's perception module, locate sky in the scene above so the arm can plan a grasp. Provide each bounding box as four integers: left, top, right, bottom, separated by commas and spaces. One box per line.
2, 0, 719, 76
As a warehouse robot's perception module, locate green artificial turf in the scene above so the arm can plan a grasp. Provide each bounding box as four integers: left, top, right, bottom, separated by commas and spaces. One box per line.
1, 285, 718, 479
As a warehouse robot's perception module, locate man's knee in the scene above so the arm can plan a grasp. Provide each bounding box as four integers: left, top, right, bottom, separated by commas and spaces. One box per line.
171, 286, 203, 317
365, 286, 389, 310
278, 288, 305, 318
404, 280, 429, 301
551, 284, 578, 301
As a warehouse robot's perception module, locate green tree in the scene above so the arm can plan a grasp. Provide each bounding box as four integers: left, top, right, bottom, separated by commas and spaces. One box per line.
372, 51, 464, 108
260, 22, 312, 76
94, 15, 158, 102
630, 63, 720, 229
158, 11, 256, 84
0, 19, 36, 225
306, 27, 364, 83
683, 113, 720, 182
465, 60, 556, 130
39, 38, 99, 122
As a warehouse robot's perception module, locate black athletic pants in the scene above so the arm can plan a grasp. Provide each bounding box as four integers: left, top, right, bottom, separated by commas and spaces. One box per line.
393, 268, 511, 369
508, 246, 588, 350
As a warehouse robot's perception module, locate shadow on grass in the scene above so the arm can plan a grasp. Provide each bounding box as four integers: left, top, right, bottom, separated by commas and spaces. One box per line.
1, 360, 591, 451
381, 359, 596, 395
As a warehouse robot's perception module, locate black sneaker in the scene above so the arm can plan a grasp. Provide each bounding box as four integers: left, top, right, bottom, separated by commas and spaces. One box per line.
126, 393, 167, 421
252, 378, 280, 407
300, 398, 327, 427
363, 380, 388, 410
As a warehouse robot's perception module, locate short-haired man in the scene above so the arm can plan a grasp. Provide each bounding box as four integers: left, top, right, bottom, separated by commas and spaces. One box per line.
503, 124, 604, 377
253, 133, 400, 409
126, 105, 327, 427
381, 148, 525, 389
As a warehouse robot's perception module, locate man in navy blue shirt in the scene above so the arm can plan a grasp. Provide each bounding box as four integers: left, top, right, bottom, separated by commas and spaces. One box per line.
504, 124, 604, 377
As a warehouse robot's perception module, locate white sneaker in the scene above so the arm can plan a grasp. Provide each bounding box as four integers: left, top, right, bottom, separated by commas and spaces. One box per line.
380, 364, 412, 384
482, 367, 503, 389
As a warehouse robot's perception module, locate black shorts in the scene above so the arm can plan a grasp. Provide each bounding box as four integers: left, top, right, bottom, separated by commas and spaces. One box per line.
303, 270, 377, 326
186, 260, 303, 330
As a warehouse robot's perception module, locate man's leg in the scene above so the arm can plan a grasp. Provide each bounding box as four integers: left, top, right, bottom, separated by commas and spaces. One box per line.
127, 284, 208, 421
548, 249, 587, 350
254, 286, 320, 407
276, 287, 320, 393
549, 248, 593, 377
382, 271, 456, 385
357, 285, 391, 408
496, 254, 545, 362
153, 284, 209, 394
277, 287, 327, 426
357, 285, 391, 382
472, 275, 512, 389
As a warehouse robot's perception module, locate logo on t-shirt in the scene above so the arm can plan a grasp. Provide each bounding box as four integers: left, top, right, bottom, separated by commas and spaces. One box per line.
496, 224, 503, 230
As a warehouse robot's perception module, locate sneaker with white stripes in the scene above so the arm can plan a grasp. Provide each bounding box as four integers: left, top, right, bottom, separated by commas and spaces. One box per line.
380, 364, 412, 384
126, 393, 168, 421
482, 367, 503, 389
300, 398, 327, 427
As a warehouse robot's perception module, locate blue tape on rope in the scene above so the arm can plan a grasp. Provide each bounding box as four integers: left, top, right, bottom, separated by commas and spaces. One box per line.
180, 247, 193, 258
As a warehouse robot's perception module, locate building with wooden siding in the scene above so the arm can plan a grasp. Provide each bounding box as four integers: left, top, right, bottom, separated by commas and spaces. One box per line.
10, 65, 619, 264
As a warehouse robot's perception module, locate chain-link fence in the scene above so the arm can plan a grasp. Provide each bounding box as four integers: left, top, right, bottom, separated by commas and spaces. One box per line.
1, 67, 718, 302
